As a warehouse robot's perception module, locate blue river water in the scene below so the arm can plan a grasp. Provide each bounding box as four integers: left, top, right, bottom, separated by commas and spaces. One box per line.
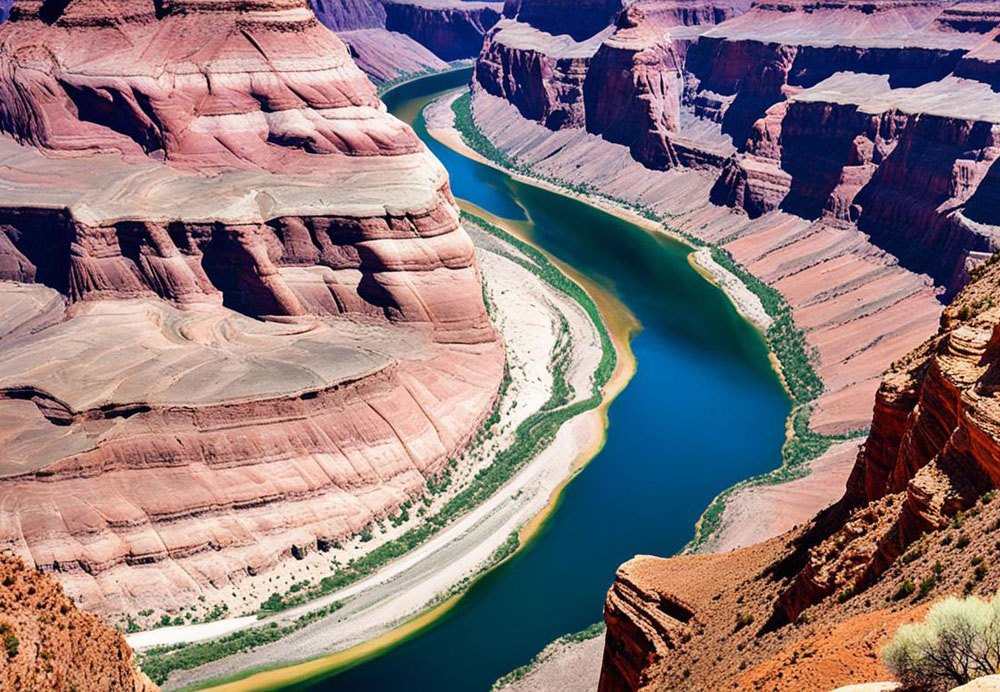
288, 68, 789, 691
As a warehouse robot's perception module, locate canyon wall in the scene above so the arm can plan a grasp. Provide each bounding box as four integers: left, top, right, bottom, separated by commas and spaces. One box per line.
383, 0, 502, 61
0, 0, 504, 618
309, 0, 502, 79
473, 0, 1000, 294
598, 255, 1000, 690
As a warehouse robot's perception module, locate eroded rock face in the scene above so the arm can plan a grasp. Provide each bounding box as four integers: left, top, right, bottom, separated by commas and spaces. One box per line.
0, 0, 504, 617
776, 258, 1000, 623
597, 258, 1000, 691
309, 0, 387, 28
383, 0, 502, 61
309, 0, 502, 72
0, 553, 155, 691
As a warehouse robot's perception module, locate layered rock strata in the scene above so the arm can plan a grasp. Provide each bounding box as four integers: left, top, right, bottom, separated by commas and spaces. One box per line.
475, 0, 1000, 292
0, 0, 504, 617
598, 256, 1000, 690
383, 0, 502, 61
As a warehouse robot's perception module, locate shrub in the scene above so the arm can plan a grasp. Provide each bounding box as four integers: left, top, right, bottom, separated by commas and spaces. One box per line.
883, 593, 1000, 689
0, 623, 17, 659
957, 534, 971, 549
918, 577, 936, 599
894, 580, 916, 600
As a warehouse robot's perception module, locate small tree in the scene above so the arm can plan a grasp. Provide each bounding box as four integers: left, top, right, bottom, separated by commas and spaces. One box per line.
883, 594, 1000, 689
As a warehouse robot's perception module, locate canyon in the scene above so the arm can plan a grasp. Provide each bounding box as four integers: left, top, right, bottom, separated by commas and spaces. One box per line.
0, 0, 998, 686
470, 0, 1000, 448
0, 0, 505, 626
308, 0, 502, 80
458, 0, 1000, 688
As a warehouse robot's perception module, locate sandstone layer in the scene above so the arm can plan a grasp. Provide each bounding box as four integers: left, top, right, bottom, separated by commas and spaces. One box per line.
0, 0, 503, 619
0, 552, 156, 691
597, 257, 1000, 690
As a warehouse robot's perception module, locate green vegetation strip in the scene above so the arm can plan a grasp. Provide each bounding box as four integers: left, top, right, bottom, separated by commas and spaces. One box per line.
375, 60, 472, 96
450, 90, 867, 552
141, 602, 344, 685
490, 622, 606, 690
139, 209, 616, 687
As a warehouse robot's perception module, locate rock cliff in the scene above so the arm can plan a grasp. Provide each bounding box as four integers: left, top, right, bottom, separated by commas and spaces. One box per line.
0, 552, 155, 691
0, 0, 504, 618
598, 255, 1000, 690
309, 0, 502, 79
384, 0, 502, 61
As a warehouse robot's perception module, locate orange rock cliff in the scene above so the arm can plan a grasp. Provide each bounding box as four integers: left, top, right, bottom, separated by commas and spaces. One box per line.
598, 255, 1000, 691
0, 552, 155, 691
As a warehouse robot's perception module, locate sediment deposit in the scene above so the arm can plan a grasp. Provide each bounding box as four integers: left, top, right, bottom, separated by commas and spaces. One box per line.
0, 0, 503, 620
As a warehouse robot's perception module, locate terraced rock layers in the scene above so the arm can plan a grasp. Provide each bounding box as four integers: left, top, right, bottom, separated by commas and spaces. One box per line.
468, 0, 1000, 555
0, 0, 504, 619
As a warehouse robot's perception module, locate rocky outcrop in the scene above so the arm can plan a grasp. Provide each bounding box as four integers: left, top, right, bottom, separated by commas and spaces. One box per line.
516, 0, 625, 40
476, 19, 600, 128
0, 0, 504, 617
309, 0, 387, 28
0, 552, 156, 691
597, 256, 1000, 690
776, 254, 1000, 623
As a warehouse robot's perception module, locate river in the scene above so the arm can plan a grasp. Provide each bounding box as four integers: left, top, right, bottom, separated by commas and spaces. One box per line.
287, 67, 789, 691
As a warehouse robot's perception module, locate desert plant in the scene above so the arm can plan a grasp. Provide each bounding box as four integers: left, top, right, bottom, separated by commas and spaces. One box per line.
883, 593, 1000, 689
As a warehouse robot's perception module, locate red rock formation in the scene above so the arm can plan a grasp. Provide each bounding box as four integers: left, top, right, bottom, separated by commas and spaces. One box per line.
0, 0, 504, 617
309, 0, 501, 71
309, 0, 388, 28
516, 0, 625, 40
0, 552, 156, 691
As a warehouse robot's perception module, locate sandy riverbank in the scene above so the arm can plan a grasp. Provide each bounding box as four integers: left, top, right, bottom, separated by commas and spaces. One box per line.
143, 211, 636, 691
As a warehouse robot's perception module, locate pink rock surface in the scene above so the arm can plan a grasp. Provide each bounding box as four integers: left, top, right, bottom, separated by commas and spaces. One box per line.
0, 0, 504, 616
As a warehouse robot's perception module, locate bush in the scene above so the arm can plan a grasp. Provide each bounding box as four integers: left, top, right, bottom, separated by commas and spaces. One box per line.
894, 580, 916, 600
883, 593, 1000, 689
